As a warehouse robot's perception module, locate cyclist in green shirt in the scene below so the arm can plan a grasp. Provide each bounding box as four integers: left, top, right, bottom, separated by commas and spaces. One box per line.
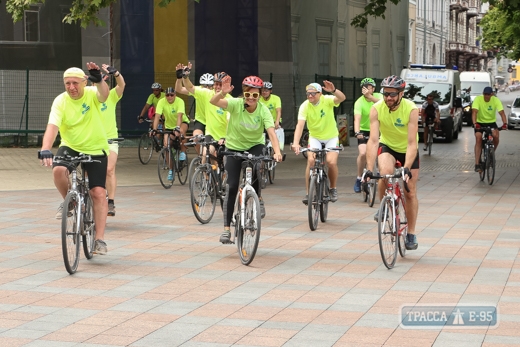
138, 82, 164, 122
291, 81, 346, 204
364, 75, 420, 251
210, 75, 283, 244
259, 82, 282, 129
471, 86, 508, 172
353, 77, 382, 193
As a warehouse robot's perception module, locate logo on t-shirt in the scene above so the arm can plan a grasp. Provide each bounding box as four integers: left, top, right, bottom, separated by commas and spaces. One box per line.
82, 103, 90, 115
395, 118, 405, 127
320, 109, 326, 118
101, 103, 107, 112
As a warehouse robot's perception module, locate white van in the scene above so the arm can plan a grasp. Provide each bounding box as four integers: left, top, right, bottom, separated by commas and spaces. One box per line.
460, 71, 492, 126
400, 64, 463, 143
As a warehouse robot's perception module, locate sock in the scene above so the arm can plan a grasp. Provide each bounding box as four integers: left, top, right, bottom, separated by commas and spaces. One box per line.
108, 199, 114, 204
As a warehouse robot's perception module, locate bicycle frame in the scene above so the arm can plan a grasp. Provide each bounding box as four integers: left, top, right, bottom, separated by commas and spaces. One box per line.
231, 167, 257, 243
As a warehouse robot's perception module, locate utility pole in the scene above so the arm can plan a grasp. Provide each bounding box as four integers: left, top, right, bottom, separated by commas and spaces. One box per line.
439, 0, 444, 64
423, 0, 427, 63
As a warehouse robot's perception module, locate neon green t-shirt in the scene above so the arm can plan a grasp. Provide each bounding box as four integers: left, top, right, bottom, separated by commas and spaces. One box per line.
156, 97, 187, 129
95, 88, 122, 139
354, 93, 383, 131
195, 89, 231, 140
297, 95, 339, 140
472, 95, 504, 123
191, 86, 208, 125
225, 98, 274, 151
147, 92, 165, 108
374, 98, 418, 153
259, 94, 282, 123
48, 88, 109, 155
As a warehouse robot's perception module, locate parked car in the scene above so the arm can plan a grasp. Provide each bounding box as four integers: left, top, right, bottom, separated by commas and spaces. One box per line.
507, 97, 520, 129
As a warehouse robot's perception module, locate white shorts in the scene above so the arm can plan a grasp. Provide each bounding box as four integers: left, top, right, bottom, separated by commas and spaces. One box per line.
308, 136, 339, 150
108, 142, 119, 155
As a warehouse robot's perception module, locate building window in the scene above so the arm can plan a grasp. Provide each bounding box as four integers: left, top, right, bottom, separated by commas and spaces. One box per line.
338, 42, 345, 76
318, 42, 330, 75
24, 6, 40, 42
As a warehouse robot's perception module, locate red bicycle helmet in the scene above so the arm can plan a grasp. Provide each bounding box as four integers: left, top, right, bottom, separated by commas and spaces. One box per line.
380, 75, 406, 90
242, 76, 263, 88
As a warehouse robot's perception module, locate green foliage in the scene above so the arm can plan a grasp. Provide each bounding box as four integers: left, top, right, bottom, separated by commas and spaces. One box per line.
479, 2, 520, 60
350, 0, 401, 28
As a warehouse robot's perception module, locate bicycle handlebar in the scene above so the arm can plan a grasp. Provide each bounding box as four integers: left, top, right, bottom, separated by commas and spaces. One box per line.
366, 168, 410, 193
108, 137, 125, 144
52, 154, 101, 164
221, 151, 277, 162
299, 146, 344, 153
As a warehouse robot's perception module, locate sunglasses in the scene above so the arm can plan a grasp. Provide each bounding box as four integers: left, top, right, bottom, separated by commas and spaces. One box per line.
166, 93, 175, 97
244, 92, 260, 98
383, 91, 400, 97
306, 92, 319, 97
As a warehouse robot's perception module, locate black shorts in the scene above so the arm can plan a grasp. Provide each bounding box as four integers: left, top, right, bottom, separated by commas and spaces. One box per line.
357, 130, 370, 145
52, 146, 108, 189
474, 122, 498, 133
193, 120, 206, 132
378, 143, 420, 169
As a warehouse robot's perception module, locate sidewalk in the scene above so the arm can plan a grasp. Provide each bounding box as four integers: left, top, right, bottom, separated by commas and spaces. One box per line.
1, 131, 520, 346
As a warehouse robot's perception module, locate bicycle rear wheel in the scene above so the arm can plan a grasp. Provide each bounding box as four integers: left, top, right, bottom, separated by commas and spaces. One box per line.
487, 147, 495, 185
138, 133, 153, 165
62, 192, 81, 274
177, 150, 189, 185
397, 197, 407, 258
320, 177, 329, 223
82, 192, 96, 260
308, 174, 320, 231
190, 166, 217, 224
479, 148, 485, 181
237, 189, 261, 265
368, 180, 377, 207
158, 148, 174, 188
188, 156, 201, 188
378, 196, 398, 269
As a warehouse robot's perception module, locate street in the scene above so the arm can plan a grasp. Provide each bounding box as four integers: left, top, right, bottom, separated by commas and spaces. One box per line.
0, 90, 519, 346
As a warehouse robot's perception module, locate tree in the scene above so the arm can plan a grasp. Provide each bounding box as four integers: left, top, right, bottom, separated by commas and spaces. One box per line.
479, 2, 520, 60
1, 0, 199, 28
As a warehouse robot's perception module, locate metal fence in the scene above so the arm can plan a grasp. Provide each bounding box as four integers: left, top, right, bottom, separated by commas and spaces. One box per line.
0, 69, 383, 146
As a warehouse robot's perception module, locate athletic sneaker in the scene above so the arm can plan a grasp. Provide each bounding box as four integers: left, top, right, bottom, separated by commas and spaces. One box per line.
329, 188, 338, 202
374, 210, 379, 222
405, 234, 418, 250
93, 240, 108, 255
423, 145, 427, 151
179, 152, 186, 161
107, 201, 116, 217
474, 164, 481, 173
353, 179, 362, 193
167, 170, 173, 181
220, 230, 232, 244
302, 194, 308, 205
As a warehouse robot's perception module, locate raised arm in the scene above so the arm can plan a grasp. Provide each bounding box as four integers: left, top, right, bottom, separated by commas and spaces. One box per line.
102, 64, 125, 97
86, 62, 109, 103
210, 75, 233, 109
175, 62, 195, 95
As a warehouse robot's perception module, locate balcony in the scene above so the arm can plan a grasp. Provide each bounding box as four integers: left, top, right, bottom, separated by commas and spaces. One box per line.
450, 0, 469, 11
449, 42, 464, 52
467, 6, 478, 17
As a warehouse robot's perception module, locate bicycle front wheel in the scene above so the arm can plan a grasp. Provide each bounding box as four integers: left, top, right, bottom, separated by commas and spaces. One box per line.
190, 166, 217, 224
237, 189, 261, 265
320, 177, 329, 223
487, 147, 495, 185
188, 156, 201, 189
378, 196, 398, 269
259, 161, 268, 189
428, 130, 433, 156
62, 192, 81, 274
138, 133, 153, 165
308, 174, 320, 231
397, 197, 407, 258
158, 148, 174, 188
82, 192, 96, 260
177, 150, 189, 185
267, 148, 276, 184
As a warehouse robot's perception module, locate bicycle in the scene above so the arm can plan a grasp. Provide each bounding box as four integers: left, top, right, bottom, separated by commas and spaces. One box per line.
221, 151, 279, 265
138, 119, 163, 165
259, 137, 278, 188
157, 130, 189, 188
299, 128, 310, 159
186, 134, 205, 189
38, 138, 123, 274
188, 136, 227, 224
300, 145, 343, 231
366, 163, 409, 269
478, 126, 501, 185
360, 140, 378, 207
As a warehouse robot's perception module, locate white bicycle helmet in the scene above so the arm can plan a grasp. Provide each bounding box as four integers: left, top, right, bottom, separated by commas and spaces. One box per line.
151, 82, 161, 89
263, 81, 273, 89
199, 73, 214, 85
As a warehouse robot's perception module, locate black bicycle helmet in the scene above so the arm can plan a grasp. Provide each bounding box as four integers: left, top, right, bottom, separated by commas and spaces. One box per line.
214, 72, 228, 82
380, 75, 406, 90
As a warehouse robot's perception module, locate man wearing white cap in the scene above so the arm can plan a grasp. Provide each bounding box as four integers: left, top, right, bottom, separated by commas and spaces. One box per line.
39, 62, 111, 255
292, 81, 346, 204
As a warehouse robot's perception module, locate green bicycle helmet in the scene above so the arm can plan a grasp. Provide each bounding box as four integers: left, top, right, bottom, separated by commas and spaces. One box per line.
360, 78, 376, 87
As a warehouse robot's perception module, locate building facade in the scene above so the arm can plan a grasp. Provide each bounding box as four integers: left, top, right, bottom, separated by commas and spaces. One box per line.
414, 0, 450, 65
